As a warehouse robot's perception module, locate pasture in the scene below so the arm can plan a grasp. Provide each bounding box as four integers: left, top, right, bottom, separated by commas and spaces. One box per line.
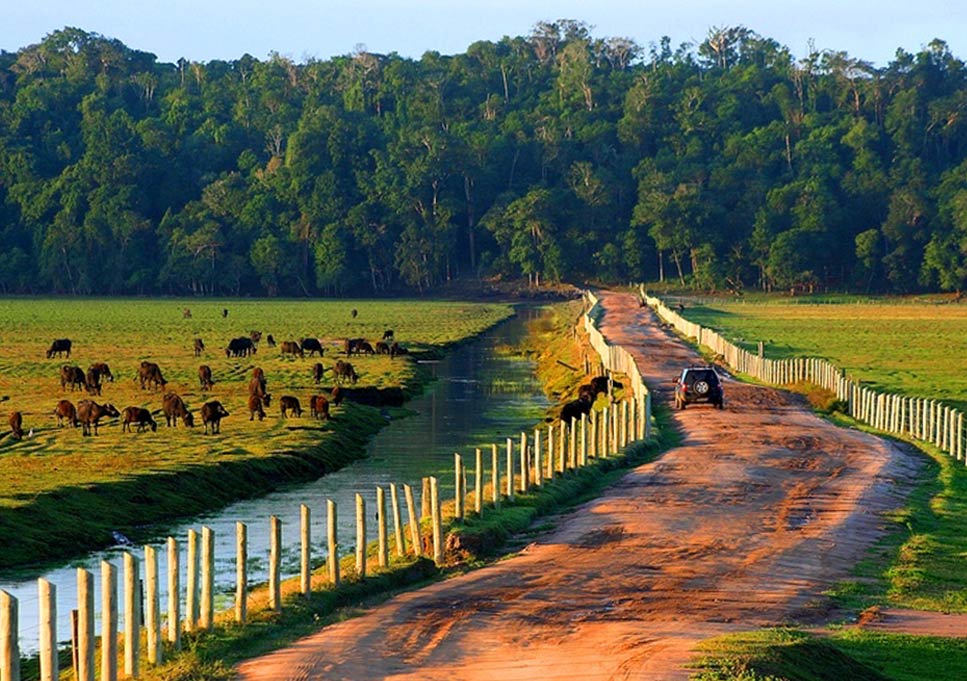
0, 297, 511, 567
681, 297, 967, 411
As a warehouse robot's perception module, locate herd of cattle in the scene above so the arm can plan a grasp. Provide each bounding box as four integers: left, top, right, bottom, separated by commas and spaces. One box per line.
5, 330, 409, 440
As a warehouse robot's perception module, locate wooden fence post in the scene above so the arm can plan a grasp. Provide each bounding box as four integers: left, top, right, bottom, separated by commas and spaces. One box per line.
269, 516, 281, 612
403, 484, 421, 557
505, 438, 514, 500
473, 450, 483, 514
519, 432, 528, 492
430, 476, 443, 565
569, 417, 577, 469
355, 493, 366, 578
580, 413, 587, 466
0, 590, 18, 681
38, 579, 57, 681
377, 486, 388, 568
185, 529, 198, 633
122, 554, 138, 679
390, 483, 406, 557
546, 425, 554, 478
491, 444, 500, 508
559, 420, 567, 472
601, 407, 609, 457
166, 538, 180, 649
534, 429, 543, 486
101, 562, 117, 681
143, 547, 161, 666
200, 527, 214, 630
301, 504, 311, 596
327, 500, 340, 585
236, 522, 247, 624
453, 456, 463, 520
421, 477, 431, 519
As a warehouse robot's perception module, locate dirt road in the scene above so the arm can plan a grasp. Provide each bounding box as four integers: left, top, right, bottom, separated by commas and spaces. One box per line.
237, 290, 918, 680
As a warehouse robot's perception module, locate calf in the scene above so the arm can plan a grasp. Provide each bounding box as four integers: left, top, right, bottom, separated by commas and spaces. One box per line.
9, 411, 23, 439
266, 334, 276, 347
280, 340, 304, 358
163, 393, 194, 427
312, 362, 326, 384
279, 396, 302, 418
332, 360, 359, 385
193, 338, 205, 357
46, 338, 72, 359
382, 329, 394, 341
121, 406, 157, 433
310, 394, 330, 420
389, 342, 408, 359
375, 341, 390, 355
250, 330, 262, 344
198, 365, 214, 391
248, 394, 267, 421
54, 399, 78, 427
85, 368, 102, 396
76, 400, 120, 436
300, 338, 324, 357
61, 365, 86, 392
330, 385, 344, 406
200, 401, 229, 434
89, 362, 114, 382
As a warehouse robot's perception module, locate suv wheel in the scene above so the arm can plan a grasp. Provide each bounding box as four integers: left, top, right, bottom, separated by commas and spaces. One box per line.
694, 380, 710, 395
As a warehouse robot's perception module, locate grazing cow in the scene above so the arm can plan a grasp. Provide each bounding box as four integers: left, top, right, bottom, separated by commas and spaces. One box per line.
222, 308, 229, 318
61, 365, 86, 392
183, 308, 192, 319
193, 338, 205, 357
266, 334, 276, 347
198, 365, 214, 391
560, 397, 593, 424
54, 399, 78, 427
281, 340, 304, 358
588, 375, 622, 397
375, 341, 390, 355
89, 362, 114, 382
250, 330, 262, 344
330, 385, 343, 406
138, 361, 167, 391
356, 341, 375, 355
248, 371, 269, 401
46, 339, 72, 359
9, 411, 23, 439
85, 368, 102, 396
279, 396, 302, 418
312, 362, 326, 384
200, 401, 229, 434
382, 329, 394, 341
332, 361, 359, 385
225, 337, 255, 357
121, 406, 157, 433
389, 342, 408, 359
299, 338, 324, 357
247, 394, 267, 421
162, 393, 194, 427
344, 338, 365, 355
76, 400, 120, 436
310, 394, 330, 420
351, 308, 358, 318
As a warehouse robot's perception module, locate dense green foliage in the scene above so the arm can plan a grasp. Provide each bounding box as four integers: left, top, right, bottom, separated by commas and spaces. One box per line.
3, 22, 967, 295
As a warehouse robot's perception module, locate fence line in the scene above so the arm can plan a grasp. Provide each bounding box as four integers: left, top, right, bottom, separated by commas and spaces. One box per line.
644, 289, 965, 462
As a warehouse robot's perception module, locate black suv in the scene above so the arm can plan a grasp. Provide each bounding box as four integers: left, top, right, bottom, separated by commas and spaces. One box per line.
674, 367, 724, 409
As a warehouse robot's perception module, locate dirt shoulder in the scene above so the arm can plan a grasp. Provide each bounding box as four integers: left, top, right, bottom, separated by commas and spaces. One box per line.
237, 290, 920, 680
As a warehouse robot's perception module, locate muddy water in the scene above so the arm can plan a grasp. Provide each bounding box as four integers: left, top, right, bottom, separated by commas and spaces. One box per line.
0, 308, 551, 654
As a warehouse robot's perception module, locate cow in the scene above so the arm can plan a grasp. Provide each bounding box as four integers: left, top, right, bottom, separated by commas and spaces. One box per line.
299, 338, 324, 357
281, 340, 304, 358
121, 406, 157, 433
250, 330, 262, 344
279, 396, 302, 418
248, 372, 269, 402
222, 308, 229, 318
310, 394, 330, 420
375, 341, 390, 355
85, 368, 102, 396
351, 308, 358, 318
344, 338, 365, 355
389, 342, 408, 359
247, 394, 267, 421
46, 339, 72, 359
193, 338, 205, 357
357, 341, 375, 355
266, 334, 277, 347
9, 411, 23, 439
200, 401, 229, 434
162, 393, 194, 427
560, 397, 593, 424
54, 399, 79, 427
138, 361, 167, 391
332, 361, 359, 385
61, 365, 86, 392
198, 365, 214, 391
89, 362, 114, 382
183, 308, 192, 319
588, 375, 622, 398
382, 329, 394, 341
330, 385, 343, 406
76, 400, 120, 436
312, 362, 326, 384
225, 337, 255, 357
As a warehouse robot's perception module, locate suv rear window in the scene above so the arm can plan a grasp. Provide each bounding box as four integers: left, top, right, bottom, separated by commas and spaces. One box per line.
684, 369, 718, 384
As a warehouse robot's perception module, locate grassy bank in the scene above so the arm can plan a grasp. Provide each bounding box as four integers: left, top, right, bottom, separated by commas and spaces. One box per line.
0, 298, 512, 570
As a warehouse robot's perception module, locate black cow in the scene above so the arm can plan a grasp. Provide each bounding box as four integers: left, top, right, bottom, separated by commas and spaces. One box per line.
279, 396, 302, 418
312, 362, 326, 384
382, 329, 394, 341
266, 334, 277, 347
225, 337, 255, 357
198, 365, 214, 391
375, 341, 390, 355
560, 397, 593, 424
47, 339, 72, 359
389, 342, 408, 359
89, 362, 114, 382
200, 401, 229, 434
300, 338, 324, 357
344, 338, 365, 355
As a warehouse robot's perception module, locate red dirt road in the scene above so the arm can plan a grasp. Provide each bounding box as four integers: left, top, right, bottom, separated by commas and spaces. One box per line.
236, 290, 919, 680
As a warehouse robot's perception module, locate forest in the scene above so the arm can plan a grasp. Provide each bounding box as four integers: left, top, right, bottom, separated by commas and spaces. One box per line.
1, 22, 966, 296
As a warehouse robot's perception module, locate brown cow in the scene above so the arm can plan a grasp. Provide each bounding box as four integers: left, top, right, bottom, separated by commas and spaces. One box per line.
250, 330, 262, 344
9, 411, 23, 439
89, 362, 114, 382
279, 396, 302, 418
162, 393, 194, 427
247, 394, 267, 421
332, 361, 359, 385
200, 401, 229, 434
121, 406, 157, 433
60, 365, 86, 392
76, 400, 120, 436
54, 399, 79, 427
85, 368, 102, 396
330, 385, 343, 406
312, 362, 326, 384
389, 342, 408, 359
193, 338, 205, 357
248, 377, 270, 404
280, 340, 303, 358
138, 361, 167, 391
310, 394, 330, 420
356, 341, 375, 355
375, 341, 390, 355
344, 338, 365, 355
198, 365, 214, 391
183, 307, 192, 319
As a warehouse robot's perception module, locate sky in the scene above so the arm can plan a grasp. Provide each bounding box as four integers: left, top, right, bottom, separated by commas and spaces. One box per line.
3, 0, 964, 67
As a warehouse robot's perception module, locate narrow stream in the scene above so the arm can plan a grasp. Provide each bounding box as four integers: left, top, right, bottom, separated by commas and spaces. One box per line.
1, 308, 551, 654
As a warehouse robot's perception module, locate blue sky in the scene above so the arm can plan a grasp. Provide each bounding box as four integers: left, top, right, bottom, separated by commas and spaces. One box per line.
4, 0, 963, 66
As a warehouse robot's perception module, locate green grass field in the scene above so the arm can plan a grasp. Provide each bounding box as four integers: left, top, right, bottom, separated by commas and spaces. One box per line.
680, 297, 967, 411
0, 298, 512, 567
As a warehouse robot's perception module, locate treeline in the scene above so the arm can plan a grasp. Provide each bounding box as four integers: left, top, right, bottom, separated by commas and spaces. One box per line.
1, 23, 967, 295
